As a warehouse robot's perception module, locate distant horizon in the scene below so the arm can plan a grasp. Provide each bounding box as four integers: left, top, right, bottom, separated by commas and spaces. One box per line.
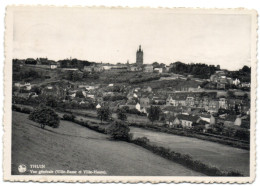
14, 56, 251, 71
13, 8, 252, 71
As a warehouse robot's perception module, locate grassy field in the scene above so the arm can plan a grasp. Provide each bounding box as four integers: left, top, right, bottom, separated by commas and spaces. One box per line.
11, 111, 203, 176
130, 127, 250, 176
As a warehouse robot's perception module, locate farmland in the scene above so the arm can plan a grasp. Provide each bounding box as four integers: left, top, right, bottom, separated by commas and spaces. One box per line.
130, 127, 250, 176
12, 111, 203, 176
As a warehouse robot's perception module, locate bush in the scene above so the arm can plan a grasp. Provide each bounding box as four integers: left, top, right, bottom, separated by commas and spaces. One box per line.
12, 105, 32, 114
107, 121, 132, 141
63, 114, 75, 121
235, 129, 250, 141
12, 105, 22, 112
21, 107, 32, 114
134, 137, 150, 145
29, 105, 60, 129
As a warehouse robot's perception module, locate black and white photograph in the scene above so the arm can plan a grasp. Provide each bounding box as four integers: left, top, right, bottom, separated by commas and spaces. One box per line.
3, 6, 257, 183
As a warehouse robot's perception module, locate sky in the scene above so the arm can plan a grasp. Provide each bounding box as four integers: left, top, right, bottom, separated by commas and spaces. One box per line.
12, 7, 252, 70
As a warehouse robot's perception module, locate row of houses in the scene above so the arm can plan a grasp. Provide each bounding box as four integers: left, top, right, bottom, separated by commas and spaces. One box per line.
165, 113, 247, 129
125, 86, 250, 114
210, 70, 251, 89
165, 94, 249, 114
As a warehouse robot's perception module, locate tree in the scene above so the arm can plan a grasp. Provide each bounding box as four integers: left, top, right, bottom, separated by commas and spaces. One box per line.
76, 91, 85, 98
227, 90, 235, 99
243, 93, 249, 100
148, 106, 161, 124
117, 109, 127, 121
107, 121, 131, 141
193, 125, 205, 132
31, 86, 42, 95
29, 105, 60, 129
45, 96, 58, 108
241, 65, 250, 73
97, 106, 111, 124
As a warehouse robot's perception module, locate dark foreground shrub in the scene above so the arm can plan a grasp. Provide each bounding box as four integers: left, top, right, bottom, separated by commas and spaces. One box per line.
21, 107, 32, 114
29, 105, 60, 129
107, 121, 132, 141
62, 114, 75, 121
12, 104, 32, 114
12, 105, 22, 112
134, 137, 150, 145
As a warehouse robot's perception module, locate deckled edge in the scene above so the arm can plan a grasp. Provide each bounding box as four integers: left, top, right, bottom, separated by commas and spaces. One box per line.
2, 5, 258, 183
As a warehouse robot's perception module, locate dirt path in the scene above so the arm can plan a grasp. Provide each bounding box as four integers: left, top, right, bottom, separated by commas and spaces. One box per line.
12, 111, 203, 176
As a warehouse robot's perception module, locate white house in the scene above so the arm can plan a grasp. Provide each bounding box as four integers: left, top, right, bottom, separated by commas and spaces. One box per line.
96, 104, 101, 109
154, 68, 163, 73
103, 66, 112, 70
135, 103, 141, 111
50, 64, 57, 69
233, 78, 240, 86
86, 94, 95, 99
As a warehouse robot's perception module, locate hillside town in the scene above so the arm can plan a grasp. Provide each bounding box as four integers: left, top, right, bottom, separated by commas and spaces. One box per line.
13, 46, 250, 135
12, 45, 250, 140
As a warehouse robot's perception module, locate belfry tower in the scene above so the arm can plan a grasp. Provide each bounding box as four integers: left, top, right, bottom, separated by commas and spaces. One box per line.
136, 45, 143, 66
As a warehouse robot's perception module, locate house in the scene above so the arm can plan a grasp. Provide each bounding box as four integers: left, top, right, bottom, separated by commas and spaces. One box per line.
135, 103, 141, 111
36, 57, 48, 64
186, 96, 195, 107
154, 68, 163, 73
14, 82, 21, 87
162, 106, 182, 116
174, 95, 187, 107
140, 107, 148, 115
176, 114, 201, 128
140, 97, 150, 107
200, 114, 211, 123
86, 94, 95, 99
49, 61, 58, 69
227, 99, 243, 112
166, 95, 175, 106
96, 97, 103, 103
50, 64, 57, 69
233, 78, 240, 86
102, 65, 112, 70
241, 82, 251, 88
217, 82, 226, 89
166, 116, 181, 128
129, 66, 139, 71
143, 65, 153, 73
164, 66, 170, 73
20, 83, 32, 91
83, 66, 93, 72
93, 65, 104, 72
79, 100, 86, 105
142, 86, 152, 92
208, 100, 219, 113
224, 115, 242, 127
96, 104, 101, 109
219, 97, 228, 109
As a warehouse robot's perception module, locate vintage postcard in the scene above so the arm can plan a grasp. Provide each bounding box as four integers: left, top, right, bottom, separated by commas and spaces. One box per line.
3, 6, 257, 183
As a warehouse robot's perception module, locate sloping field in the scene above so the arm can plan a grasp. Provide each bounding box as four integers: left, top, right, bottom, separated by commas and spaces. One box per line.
11, 111, 203, 176
130, 127, 250, 176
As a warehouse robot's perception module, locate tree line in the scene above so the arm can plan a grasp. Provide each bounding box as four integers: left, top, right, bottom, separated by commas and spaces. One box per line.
169, 62, 219, 79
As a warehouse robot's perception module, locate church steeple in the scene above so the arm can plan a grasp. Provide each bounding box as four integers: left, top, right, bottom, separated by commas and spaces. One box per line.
136, 45, 143, 66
